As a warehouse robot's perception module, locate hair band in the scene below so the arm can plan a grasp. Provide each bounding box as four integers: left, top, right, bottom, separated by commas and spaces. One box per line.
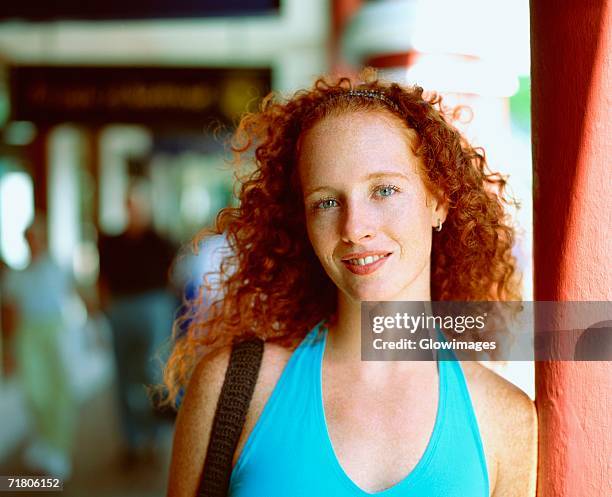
345, 89, 401, 112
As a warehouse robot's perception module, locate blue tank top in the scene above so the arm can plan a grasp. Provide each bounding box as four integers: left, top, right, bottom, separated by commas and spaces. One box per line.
228, 319, 489, 496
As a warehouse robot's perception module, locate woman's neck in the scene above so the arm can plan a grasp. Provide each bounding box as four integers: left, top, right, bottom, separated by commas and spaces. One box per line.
324, 281, 433, 376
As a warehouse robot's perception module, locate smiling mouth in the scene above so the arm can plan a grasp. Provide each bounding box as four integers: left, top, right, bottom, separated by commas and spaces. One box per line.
343, 253, 392, 266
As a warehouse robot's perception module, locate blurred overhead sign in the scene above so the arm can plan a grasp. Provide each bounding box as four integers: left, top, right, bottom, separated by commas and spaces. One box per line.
0, 0, 280, 20
10, 66, 271, 128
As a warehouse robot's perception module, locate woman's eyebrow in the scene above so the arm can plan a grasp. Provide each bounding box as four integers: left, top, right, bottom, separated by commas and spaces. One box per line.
363, 171, 411, 182
303, 185, 331, 198
304, 170, 411, 198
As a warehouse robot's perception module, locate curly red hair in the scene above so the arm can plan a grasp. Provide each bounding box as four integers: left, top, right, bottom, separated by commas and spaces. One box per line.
161, 74, 521, 407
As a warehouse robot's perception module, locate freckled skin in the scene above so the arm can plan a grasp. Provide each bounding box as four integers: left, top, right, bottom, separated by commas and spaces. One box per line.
167, 111, 537, 497
297, 111, 446, 303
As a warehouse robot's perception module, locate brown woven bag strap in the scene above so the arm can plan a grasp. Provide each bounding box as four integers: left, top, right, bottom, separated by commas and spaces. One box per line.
196, 337, 264, 497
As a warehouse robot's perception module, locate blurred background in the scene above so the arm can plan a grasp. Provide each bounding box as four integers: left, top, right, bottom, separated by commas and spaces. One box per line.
0, 1, 532, 495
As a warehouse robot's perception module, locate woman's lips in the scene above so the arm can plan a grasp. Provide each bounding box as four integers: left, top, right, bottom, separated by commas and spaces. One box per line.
341, 253, 392, 275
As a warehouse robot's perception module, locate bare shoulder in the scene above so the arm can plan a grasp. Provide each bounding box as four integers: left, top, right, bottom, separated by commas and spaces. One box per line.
461, 362, 535, 415
461, 362, 537, 497
166, 339, 298, 497
166, 345, 233, 497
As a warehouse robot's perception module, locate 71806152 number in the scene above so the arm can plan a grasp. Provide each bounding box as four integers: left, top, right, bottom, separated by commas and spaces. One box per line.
0, 476, 63, 492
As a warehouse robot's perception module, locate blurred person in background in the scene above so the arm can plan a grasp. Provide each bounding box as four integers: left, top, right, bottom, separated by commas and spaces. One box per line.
0, 214, 76, 479
98, 178, 178, 467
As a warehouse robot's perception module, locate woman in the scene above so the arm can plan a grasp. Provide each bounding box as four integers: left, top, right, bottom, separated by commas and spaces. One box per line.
164, 75, 537, 496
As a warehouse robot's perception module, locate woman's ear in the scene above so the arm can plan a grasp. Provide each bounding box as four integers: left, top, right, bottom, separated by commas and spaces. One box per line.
428, 193, 449, 228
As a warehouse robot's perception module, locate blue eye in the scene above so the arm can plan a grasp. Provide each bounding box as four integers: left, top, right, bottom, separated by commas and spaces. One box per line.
316, 198, 338, 210
376, 185, 400, 198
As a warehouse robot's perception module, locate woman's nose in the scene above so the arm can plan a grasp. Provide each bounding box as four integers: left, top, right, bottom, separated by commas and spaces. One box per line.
340, 202, 376, 244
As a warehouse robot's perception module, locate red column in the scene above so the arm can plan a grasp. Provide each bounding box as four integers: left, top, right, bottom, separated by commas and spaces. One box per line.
531, 1, 611, 496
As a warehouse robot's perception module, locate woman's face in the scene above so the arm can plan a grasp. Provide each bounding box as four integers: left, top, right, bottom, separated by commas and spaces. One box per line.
297, 110, 446, 302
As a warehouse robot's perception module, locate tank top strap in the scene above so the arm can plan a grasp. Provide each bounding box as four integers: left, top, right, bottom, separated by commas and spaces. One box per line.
230, 318, 328, 480
289, 318, 327, 366
430, 328, 490, 495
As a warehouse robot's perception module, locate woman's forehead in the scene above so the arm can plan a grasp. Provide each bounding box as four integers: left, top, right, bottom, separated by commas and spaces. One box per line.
307, 108, 412, 135
297, 111, 420, 180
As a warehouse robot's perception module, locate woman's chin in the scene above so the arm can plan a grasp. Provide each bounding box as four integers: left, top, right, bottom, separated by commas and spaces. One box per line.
344, 285, 399, 303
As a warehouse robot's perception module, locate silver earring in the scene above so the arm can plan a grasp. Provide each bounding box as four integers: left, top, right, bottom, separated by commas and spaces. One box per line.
435, 219, 443, 232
